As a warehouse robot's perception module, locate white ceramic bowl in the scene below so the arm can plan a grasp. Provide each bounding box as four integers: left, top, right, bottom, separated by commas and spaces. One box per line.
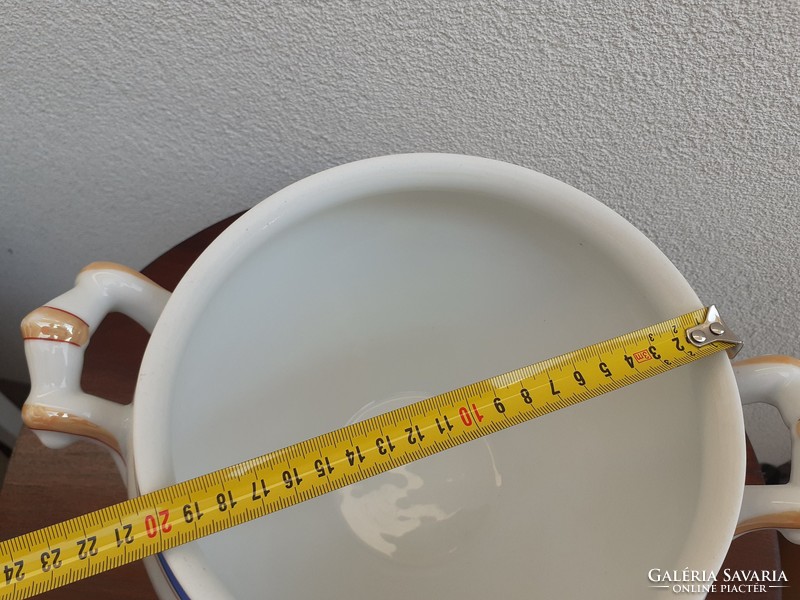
22, 154, 800, 599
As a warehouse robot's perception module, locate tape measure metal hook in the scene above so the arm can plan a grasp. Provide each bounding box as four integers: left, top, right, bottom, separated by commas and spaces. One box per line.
686, 305, 742, 359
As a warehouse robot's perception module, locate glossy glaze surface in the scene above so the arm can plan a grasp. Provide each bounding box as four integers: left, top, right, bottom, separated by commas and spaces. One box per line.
132, 156, 742, 599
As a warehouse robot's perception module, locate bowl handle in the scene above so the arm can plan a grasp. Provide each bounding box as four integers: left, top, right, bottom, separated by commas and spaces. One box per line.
734, 356, 800, 542
20, 262, 170, 469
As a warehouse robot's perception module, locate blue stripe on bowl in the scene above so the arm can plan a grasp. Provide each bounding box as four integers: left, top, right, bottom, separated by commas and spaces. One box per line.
157, 553, 191, 600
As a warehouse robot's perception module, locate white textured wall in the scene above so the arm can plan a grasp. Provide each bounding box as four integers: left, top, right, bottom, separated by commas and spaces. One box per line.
1, 1, 798, 464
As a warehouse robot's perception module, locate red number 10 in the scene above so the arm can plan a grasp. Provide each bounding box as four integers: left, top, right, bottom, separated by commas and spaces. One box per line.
459, 404, 484, 427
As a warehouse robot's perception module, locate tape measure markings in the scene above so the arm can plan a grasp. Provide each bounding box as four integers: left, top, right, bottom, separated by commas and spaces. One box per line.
0, 307, 738, 599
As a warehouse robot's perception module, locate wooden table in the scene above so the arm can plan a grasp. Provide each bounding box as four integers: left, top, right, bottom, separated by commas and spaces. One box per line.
0, 216, 782, 599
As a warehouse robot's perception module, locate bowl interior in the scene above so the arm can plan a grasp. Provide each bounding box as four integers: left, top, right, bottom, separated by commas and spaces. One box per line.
143, 163, 741, 599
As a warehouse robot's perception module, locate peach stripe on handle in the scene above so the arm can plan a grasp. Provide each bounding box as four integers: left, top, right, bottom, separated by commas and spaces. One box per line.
735, 354, 800, 369
22, 403, 122, 455
21, 306, 91, 346
736, 511, 800, 537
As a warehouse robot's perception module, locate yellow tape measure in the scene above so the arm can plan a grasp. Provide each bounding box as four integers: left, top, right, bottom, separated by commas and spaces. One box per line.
0, 306, 740, 599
